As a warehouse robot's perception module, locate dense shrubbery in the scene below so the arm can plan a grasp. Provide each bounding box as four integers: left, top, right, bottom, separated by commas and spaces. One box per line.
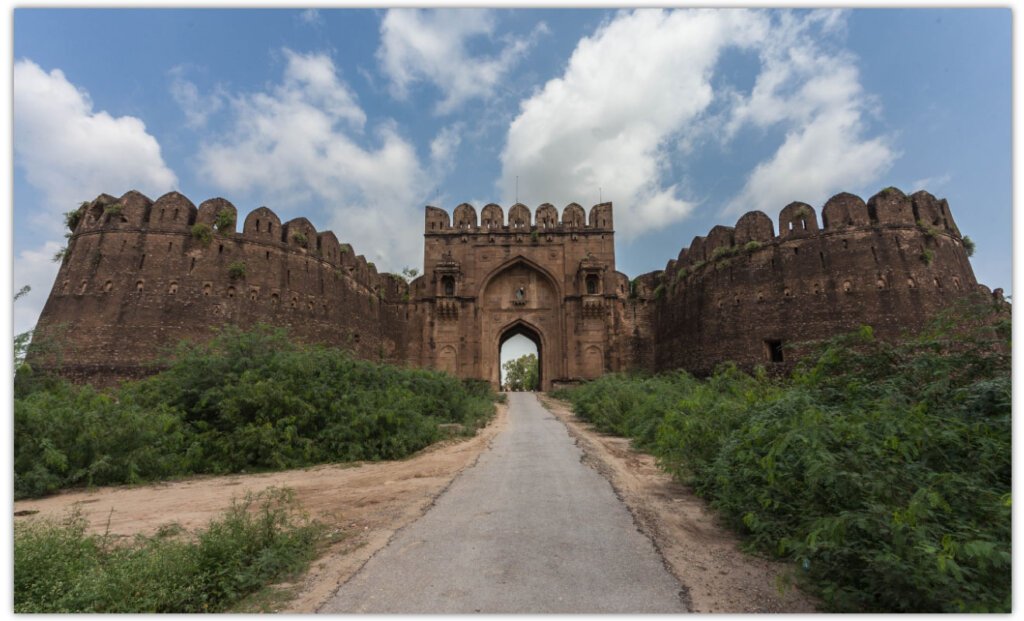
555, 299, 1010, 612
15, 488, 320, 612
15, 326, 496, 498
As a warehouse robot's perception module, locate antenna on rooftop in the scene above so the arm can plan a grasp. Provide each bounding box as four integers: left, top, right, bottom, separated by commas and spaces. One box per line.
515, 176, 519, 204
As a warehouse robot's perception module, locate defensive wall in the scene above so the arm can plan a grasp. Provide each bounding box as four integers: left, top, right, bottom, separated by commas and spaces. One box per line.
645, 187, 984, 375
29, 186, 988, 386
32, 190, 411, 385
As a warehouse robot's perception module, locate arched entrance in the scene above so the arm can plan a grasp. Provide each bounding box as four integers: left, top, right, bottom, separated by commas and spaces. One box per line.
478, 257, 564, 392
498, 320, 543, 390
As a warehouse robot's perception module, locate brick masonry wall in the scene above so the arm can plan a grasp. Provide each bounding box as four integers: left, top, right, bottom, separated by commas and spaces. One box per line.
30, 186, 987, 386
31, 191, 410, 386
649, 187, 982, 375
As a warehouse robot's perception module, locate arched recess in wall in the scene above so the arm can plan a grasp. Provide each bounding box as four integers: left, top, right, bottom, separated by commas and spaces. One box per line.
477, 254, 564, 301
438, 345, 458, 375
582, 345, 603, 379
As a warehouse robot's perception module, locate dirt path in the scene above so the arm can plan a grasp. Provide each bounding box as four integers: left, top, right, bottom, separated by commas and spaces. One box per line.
539, 395, 818, 613
13, 402, 508, 613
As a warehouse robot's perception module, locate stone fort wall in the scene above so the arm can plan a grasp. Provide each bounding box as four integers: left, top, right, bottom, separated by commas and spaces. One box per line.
30, 186, 986, 386
32, 190, 412, 385
646, 187, 983, 375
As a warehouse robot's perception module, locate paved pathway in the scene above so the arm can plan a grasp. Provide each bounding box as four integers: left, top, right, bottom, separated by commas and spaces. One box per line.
319, 392, 689, 613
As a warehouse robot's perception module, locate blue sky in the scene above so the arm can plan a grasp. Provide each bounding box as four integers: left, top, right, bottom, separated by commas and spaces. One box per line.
12, 8, 1012, 338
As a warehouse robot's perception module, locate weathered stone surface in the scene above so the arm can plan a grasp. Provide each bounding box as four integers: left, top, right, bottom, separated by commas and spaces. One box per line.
31, 188, 982, 388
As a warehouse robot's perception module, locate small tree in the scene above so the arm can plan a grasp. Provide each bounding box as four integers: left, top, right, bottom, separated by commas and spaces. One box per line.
400, 266, 419, 283
503, 354, 539, 391
214, 209, 236, 233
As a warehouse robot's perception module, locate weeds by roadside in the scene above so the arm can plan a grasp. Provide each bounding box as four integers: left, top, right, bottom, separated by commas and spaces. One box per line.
15, 325, 498, 499
555, 297, 1010, 612
14, 488, 321, 613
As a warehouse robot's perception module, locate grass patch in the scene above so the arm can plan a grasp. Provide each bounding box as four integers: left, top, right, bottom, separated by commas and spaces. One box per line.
15, 488, 322, 613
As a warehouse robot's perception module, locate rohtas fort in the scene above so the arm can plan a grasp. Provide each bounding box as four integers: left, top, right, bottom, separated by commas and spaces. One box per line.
32, 187, 993, 390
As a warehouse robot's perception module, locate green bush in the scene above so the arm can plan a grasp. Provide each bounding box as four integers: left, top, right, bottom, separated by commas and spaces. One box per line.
14, 326, 497, 497
227, 261, 246, 280
14, 488, 321, 612
214, 209, 235, 233
557, 299, 1010, 612
710, 245, 740, 261
961, 236, 976, 257
291, 232, 308, 248
65, 209, 82, 231
191, 223, 213, 246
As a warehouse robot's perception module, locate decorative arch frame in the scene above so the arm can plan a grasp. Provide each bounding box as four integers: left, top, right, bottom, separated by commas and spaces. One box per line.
478, 255, 565, 391
477, 254, 564, 301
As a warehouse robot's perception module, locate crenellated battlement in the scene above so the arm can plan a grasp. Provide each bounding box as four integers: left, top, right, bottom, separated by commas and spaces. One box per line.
425, 201, 614, 233
666, 187, 964, 275
33, 183, 986, 388
68, 190, 408, 299
34, 190, 413, 386
649, 186, 981, 376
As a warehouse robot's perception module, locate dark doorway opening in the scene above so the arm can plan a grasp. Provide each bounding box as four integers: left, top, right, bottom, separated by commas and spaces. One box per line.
765, 339, 784, 363
499, 323, 542, 391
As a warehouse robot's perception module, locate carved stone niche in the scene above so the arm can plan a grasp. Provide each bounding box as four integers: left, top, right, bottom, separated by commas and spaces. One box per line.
435, 249, 461, 298
578, 252, 605, 296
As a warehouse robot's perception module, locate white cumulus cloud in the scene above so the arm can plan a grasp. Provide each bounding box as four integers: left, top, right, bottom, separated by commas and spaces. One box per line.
14, 58, 178, 333
378, 9, 544, 115
500, 9, 894, 238
13, 241, 64, 336
722, 10, 896, 215
14, 58, 178, 231
169, 65, 225, 129
196, 48, 431, 269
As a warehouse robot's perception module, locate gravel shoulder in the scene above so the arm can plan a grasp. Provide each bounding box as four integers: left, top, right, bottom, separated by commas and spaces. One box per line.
539, 394, 819, 613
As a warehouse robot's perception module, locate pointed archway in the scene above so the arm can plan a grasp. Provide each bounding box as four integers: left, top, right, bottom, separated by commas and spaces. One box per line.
498, 320, 543, 390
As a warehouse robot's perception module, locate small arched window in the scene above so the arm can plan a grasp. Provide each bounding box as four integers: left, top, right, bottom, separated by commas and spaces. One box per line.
136, 280, 145, 292
168, 281, 178, 294
586, 274, 598, 295
442, 275, 455, 296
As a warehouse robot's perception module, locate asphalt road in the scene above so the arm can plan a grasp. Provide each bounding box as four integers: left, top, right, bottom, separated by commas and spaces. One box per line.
319, 392, 689, 613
